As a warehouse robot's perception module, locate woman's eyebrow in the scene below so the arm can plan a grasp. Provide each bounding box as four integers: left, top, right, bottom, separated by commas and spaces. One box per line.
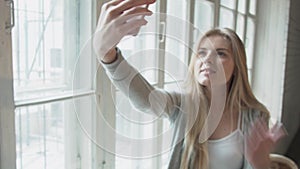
216, 48, 229, 51
198, 48, 229, 52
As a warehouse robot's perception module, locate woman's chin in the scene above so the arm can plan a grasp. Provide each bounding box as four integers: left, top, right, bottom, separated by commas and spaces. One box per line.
197, 79, 210, 88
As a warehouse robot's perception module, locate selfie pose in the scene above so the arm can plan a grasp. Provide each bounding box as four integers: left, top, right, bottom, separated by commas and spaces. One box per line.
93, 0, 285, 169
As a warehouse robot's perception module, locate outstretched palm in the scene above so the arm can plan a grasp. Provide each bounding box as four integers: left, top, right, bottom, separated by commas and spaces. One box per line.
245, 119, 287, 169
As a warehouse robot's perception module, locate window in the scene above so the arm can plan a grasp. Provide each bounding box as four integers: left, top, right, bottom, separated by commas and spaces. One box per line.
0, 0, 261, 169
109, 0, 259, 169
114, 3, 160, 168
193, 0, 257, 84
12, 0, 96, 168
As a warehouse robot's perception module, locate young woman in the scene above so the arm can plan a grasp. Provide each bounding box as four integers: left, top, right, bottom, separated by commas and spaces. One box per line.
93, 0, 284, 168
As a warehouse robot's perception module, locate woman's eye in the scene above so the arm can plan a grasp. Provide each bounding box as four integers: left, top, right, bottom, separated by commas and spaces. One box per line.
217, 51, 226, 57
198, 51, 206, 57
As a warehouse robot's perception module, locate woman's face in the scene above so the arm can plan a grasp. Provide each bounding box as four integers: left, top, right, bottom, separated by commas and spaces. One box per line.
194, 35, 235, 88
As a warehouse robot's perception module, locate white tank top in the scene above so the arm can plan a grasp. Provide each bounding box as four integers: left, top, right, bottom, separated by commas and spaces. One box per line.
207, 112, 244, 169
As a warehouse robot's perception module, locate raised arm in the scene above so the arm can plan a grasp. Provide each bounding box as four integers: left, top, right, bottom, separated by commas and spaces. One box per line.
93, 0, 180, 120
101, 49, 180, 120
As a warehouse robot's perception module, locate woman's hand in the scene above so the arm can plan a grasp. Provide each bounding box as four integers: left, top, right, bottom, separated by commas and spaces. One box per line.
93, 0, 155, 63
245, 119, 287, 169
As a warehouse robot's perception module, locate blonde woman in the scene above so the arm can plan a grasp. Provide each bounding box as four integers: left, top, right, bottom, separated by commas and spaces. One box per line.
93, 0, 285, 169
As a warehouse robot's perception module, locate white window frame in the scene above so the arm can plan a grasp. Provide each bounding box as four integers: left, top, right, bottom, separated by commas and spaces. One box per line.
96, 0, 260, 169
1, 0, 99, 168
1, 0, 283, 169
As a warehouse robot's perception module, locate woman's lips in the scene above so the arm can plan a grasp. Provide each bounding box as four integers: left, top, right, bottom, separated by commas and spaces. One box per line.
200, 68, 216, 75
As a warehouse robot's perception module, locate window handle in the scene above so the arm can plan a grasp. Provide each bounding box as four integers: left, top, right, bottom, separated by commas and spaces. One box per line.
5, 0, 14, 31
159, 21, 166, 43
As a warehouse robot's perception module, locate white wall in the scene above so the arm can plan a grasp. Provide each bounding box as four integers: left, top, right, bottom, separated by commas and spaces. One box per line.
253, 0, 289, 123
281, 0, 300, 154
254, 0, 300, 154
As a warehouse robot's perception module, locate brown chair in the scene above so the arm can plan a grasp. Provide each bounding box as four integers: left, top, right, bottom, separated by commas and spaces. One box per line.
270, 154, 298, 169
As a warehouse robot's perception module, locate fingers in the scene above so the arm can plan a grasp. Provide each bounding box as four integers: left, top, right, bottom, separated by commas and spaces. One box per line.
115, 0, 155, 13
245, 118, 270, 154
99, 0, 153, 32
120, 18, 148, 36
94, 0, 155, 58
117, 7, 152, 36
102, 0, 123, 10
103, 0, 154, 20
117, 7, 152, 24
270, 122, 287, 142
249, 119, 268, 142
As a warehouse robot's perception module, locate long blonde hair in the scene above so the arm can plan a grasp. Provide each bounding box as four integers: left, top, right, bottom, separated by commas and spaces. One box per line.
180, 28, 269, 169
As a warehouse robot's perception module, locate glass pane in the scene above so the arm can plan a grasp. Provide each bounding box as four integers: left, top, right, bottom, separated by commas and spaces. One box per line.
15, 96, 94, 169
245, 18, 255, 70
16, 103, 65, 169
116, 3, 160, 168
165, 0, 189, 82
249, 0, 257, 15
118, 3, 158, 84
166, 0, 186, 20
238, 0, 246, 14
12, 0, 93, 101
194, 1, 214, 33
115, 91, 157, 168
219, 7, 235, 29
248, 69, 252, 86
236, 14, 245, 42
166, 0, 188, 62
221, 0, 236, 9
164, 44, 189, 83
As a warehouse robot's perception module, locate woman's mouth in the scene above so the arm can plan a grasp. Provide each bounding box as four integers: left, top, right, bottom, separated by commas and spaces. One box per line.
200, 68, 216, 75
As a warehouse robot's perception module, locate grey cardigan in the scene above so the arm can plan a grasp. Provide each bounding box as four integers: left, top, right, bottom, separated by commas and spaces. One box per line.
101, 49, 262, 169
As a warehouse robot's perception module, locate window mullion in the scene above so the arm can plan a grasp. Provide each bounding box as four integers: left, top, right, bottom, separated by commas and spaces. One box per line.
14, 90, 95, 108
0, 1, 16, 169
187, 0, 195, 64
155, 1, 167, 168
158, 0, 167, 88
243, 0, 250, 43
233, 0, 239, 31
214, 0, 220, 27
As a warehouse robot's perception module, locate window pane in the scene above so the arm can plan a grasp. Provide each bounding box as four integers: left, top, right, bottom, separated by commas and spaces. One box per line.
16, 102, 66, 169
236, 14, 245, 42
249, 0, 257, 15
245, 18, 255, 70
115, 3, 160, 168
118, 15, 158, 84
120, 44, 158, 84
238, 0, 246, 14
165, 0, 189, 82
12, 0, 92, 101
248, 69, 252, 86
166, 0, 188, 61
13, 0, 94, 169
219, 7, 234, 29
194, 1, 214, 33
221, 0, 236, 9
164, 47, 189, 83
15, 95, 94, 169
115, 91, 156, 168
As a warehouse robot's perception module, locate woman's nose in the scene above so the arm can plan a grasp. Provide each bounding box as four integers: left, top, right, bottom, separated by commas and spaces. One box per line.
202, 51, 214, 63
